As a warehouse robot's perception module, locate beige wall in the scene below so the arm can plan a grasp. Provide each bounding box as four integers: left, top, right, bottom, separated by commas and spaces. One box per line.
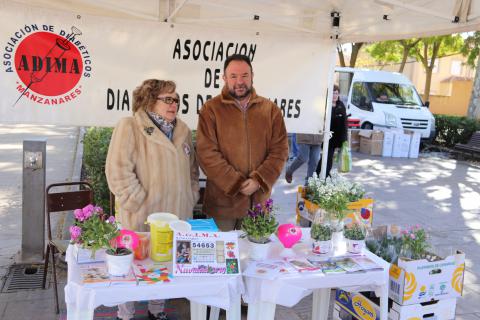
427, 79, 472, 116
410, 54, 475, 96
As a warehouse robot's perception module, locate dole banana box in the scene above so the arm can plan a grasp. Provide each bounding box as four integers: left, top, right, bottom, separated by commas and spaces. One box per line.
389, 251, 465, 305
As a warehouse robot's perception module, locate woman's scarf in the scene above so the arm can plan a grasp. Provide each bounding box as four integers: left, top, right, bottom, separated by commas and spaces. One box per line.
147, 111, 176, 140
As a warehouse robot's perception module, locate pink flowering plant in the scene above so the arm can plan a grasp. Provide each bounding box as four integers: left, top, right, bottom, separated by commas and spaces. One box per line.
69, 204, 120, 256
400, 225, 430, 260
241, 199, 278, 244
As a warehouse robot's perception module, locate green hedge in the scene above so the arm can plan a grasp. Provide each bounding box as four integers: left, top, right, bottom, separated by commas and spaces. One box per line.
82, 127, 113, 213
433, 115, 480, 148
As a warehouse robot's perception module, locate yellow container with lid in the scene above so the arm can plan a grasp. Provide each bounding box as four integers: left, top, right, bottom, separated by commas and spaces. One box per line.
146, 212, 178, 262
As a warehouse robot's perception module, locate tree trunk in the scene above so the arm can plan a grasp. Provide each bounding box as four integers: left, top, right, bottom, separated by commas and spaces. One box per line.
337, 45, 346, 67
467, 54, 480, 119
399, 46, 409, 73
424, 67, 433, 102
349, 42, 364, 67
399, 39, 420, 73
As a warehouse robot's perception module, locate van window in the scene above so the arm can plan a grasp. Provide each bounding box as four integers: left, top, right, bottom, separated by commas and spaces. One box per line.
368, 82, 423, 106
351, 82, 371, 111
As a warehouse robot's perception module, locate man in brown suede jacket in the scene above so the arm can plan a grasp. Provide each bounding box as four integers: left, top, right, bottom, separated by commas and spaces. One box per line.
197, 54, 289, 231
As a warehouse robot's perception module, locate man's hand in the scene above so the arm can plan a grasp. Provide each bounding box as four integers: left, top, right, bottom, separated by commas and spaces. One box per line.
240, 178, 260, 196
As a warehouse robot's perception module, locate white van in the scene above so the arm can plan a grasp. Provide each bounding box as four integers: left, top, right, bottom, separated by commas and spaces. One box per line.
336, 67, 436, 140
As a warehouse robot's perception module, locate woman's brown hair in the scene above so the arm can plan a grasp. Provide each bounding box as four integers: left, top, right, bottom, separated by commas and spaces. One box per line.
132, 79, 176, 113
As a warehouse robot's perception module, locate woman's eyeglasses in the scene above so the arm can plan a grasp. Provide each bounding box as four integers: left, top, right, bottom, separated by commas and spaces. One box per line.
157, 97, 179, 105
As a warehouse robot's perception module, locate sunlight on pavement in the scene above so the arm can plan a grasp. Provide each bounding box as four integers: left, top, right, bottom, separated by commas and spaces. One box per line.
459, 183, 480, 211
425, 185, 452, 201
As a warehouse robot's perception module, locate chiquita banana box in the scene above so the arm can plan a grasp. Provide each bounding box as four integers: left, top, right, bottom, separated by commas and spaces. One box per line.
335, 290, 381, 320
389, 251, 465, 305
335, 290, 457, 320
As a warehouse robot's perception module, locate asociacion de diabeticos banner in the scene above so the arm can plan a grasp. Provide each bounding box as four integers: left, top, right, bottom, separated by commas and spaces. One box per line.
0, 2, 332, 133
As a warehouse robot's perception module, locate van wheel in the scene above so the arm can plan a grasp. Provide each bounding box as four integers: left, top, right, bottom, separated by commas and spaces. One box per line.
361, 122, 373, 129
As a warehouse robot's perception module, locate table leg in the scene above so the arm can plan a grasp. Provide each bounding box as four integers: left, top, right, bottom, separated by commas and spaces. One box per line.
246, 301, 276, 320
190, 301, 207, 320
311, 288, 330, 320
209, 306, 220, 320
379, 284, 389, 320
226, 294, 241, 320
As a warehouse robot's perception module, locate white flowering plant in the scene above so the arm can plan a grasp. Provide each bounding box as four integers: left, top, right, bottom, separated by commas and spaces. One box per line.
305, 172, 365, 222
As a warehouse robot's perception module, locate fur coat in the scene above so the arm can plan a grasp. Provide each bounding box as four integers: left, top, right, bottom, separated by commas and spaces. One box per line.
197, 86, 288, 220
105, 109, 199, 231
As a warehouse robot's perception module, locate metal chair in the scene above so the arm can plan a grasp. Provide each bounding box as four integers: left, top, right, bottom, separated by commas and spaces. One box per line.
42, 181, 93, 314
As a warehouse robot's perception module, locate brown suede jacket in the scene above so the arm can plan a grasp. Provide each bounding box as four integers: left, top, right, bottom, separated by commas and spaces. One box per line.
197, 86, 289, 220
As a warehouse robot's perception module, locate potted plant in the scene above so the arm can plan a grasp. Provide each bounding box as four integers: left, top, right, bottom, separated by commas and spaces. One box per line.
69, 204, 119, 263
70, 204, 135, 275
305, 173, 364, 229
399, 225, 430, 260
343, 223, 366, 253
106, 229, 138, 276
310, 223, 332, 254
241, 198, 278, 260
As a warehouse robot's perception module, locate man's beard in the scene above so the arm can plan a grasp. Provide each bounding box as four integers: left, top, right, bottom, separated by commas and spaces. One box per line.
228, 84, 252, 100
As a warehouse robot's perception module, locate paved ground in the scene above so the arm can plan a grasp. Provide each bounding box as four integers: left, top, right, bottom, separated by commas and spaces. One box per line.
0, 125, 479, 319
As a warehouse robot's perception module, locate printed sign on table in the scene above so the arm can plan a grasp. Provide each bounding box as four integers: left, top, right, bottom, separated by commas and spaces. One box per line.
172, 231, 240, 276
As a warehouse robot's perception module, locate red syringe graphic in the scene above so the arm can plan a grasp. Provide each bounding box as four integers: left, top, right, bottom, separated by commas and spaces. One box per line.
13, 26, 82, 107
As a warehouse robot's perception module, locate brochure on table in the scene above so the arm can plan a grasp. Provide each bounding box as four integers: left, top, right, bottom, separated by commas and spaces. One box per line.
172, 231, 241, 276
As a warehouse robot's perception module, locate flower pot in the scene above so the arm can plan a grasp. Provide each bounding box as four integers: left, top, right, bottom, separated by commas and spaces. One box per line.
248, 240, 270, 261
106, 250, 134, 276
312, 239, 332, 254
332, 231, 344, 250
346, 239, 365, 254
73, 244, 106, 264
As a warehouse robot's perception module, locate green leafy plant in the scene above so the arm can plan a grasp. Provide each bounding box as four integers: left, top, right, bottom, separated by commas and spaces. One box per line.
400, 225, 430, 260
69, 204, 120, 257
241, 199, 278, 244
343, 223, 366, 240
433, 115, 480, 148
310, 224, 332, 241
82, 127, 113, 212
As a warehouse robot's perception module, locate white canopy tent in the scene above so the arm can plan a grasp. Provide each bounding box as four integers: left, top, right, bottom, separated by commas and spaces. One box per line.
6, 0, 479, 41
1, 0, 479, 178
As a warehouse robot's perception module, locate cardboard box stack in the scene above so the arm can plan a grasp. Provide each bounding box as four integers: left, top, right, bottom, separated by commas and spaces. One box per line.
355, 128, 421, 158
381, 130, 395, 157
335, 224, 466, 320
391, 132, 411, 158
359, 130, 384, 156
404, 130, 421, 158
350, 129, 361, 152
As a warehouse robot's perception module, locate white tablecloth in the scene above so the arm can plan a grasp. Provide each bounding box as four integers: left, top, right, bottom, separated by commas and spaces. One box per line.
240, 234, 390, 320
65, 245, 244, 320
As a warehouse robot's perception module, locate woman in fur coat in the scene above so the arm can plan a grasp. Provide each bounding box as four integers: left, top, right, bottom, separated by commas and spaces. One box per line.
106, 79, 199, 320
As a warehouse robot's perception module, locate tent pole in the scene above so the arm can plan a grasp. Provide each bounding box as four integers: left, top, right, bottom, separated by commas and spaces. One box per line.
319, 40, 338, 180
165, 0, 189, 22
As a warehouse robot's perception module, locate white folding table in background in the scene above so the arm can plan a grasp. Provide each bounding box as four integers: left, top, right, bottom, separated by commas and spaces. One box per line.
241, 238, 390, 320
64, 245, 243, 320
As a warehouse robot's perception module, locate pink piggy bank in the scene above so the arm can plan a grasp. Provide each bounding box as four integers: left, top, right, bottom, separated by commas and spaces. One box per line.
277, 224, 302, 249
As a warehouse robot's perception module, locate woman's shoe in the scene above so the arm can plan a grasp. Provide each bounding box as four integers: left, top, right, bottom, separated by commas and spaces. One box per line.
148, 311, 168, 320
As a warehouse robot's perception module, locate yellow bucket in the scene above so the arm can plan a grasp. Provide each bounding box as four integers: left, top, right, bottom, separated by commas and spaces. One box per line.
146, 212, 178, 262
